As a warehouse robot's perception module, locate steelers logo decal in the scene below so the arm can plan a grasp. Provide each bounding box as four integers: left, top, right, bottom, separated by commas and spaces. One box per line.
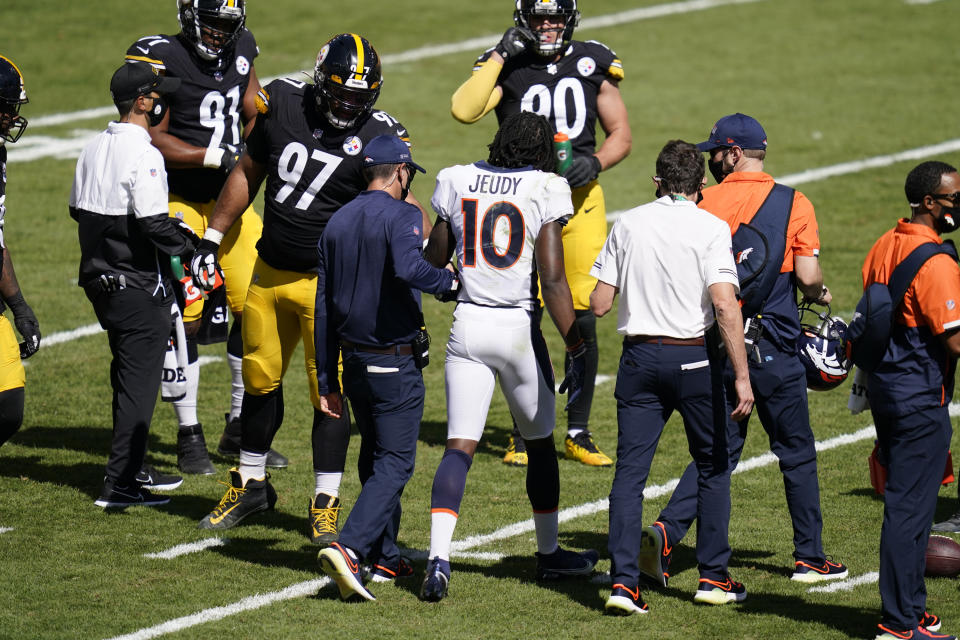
316, 45, 330, 67
236, 56, 250, 75
343, 136, 363, 156
577, 56, 596, 77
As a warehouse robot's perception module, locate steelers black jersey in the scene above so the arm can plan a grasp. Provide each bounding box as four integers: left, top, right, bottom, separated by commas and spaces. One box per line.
246, 77, 411, 273
476, 40, 624, 158
125, 30, 259, 203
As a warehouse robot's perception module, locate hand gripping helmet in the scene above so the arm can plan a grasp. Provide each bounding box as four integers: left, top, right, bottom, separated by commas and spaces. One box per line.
514, 0, 580, 57
797, 302, 851, 391
313, 34, 382, 130
0, 55, 28, 144
177, 0, 246, 63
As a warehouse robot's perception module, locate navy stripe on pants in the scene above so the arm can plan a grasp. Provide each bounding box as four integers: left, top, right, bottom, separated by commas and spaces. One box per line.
875, 406, 951, 633
657, 339, 825, 563
338, 351, 423, 568
608, 340, 731, 587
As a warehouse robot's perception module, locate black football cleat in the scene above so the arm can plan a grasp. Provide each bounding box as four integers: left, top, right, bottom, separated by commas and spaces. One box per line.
198, 468, 276, 530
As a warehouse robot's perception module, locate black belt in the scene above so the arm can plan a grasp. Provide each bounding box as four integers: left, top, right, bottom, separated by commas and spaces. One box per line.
341, 340, 413, 356
626, 335, 705, 346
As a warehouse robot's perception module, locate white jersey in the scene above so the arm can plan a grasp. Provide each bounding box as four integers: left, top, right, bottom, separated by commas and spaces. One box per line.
430, 161, 573, 311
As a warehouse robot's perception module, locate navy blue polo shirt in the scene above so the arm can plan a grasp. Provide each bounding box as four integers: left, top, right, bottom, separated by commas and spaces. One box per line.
315, 190, 456, 394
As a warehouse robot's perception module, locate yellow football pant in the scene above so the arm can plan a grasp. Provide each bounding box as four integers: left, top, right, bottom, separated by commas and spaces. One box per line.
0, 315, 25, 392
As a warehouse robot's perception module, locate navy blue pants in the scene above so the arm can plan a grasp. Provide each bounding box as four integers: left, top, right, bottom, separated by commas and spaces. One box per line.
608, 340, 731, 587
657, 339, 825, 563
875, 406, 951, 633
337, 351, 423, 568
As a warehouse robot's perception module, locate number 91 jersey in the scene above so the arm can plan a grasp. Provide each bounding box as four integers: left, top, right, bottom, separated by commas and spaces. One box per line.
431, 161, 573, 311
125, 30, 260, 203
247, 77, 410, 274
476, 40, 624, 158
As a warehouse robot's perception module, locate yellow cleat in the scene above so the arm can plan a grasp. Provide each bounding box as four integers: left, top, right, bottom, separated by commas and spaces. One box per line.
564, 432, 613, 467
502, 435, 528, 466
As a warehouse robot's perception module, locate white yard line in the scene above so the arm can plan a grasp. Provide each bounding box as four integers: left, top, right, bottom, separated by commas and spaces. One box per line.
0, 527, 12, 535
144, 537, 227, 559
808, 571, 879, 593
108, 422, 878, 640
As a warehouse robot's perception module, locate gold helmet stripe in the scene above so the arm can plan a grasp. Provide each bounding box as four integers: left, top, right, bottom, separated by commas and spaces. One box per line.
350, 33, 365, 84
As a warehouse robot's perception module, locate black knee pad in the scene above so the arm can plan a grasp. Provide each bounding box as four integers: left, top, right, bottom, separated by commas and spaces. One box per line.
312, 401, 351, 472
240, 385, 282, 453
0, 387, 25, 448
525, 440, 560, 512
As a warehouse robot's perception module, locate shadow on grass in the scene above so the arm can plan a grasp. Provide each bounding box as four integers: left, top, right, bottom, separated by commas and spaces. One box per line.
10, 424, 183, 460
0, 453, 105, 498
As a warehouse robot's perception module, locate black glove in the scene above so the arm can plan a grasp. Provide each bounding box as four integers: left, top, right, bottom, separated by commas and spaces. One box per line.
220, 142, 245, 174
495, 26, 535, 62
435, 272, 461, 303
190, 238, 222, 292
173, 219, 200, 253
563, 155, 602, 189
557, 339, 587, 410
5, 291, 40, 359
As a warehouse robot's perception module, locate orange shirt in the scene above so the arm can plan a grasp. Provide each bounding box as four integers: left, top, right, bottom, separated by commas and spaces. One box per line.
861, 219, 960, 332
699, 171, 820, 274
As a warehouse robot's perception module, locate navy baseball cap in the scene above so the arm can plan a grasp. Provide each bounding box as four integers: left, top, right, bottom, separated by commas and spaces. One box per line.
695, 113, 767, 152
363, 135, 425, 173
110, 62, 180, 102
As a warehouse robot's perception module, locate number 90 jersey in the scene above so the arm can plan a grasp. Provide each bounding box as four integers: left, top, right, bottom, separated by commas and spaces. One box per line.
247, 77, 410, 274
431, 161, 573, 311
476, 40, 624, 158
125, 30, 259, 203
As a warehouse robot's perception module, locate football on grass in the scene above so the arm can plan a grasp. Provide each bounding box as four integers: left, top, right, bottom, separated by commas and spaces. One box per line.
925, 535, 960, 577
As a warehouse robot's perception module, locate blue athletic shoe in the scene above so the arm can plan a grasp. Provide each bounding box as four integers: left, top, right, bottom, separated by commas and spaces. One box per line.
638, 521, 671, 587
693, 575, 747, 605
791, 557, 848, 583
370, 556, 414, 583
605, 584, 649, 615
420, 556, 450, 602
318, 542, 375, 602
535, 546, 599, 580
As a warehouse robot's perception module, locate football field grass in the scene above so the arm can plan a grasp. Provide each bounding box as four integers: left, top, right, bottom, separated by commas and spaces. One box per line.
2, 0, 960, 638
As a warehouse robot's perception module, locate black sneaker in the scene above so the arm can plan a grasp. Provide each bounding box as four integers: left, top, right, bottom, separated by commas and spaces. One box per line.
791, 557, 848, 583
605, 583, 649, 615
176, 424, 216, 475
922, 611, 943, 633
95, 484, 170, 508
420, 556, 450, 602
135, 465, 183, 491
198, 468, 277, 530
308, 493, 341, 545
535, 546, 599, 580
370, 556, 414, 583
932, 512, 960, 533
694, 575, 747, 605
217, 414, 289, 469
638, 521, 671, 587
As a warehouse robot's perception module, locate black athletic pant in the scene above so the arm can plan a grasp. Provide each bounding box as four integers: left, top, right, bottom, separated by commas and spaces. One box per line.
90, 287, 172, 488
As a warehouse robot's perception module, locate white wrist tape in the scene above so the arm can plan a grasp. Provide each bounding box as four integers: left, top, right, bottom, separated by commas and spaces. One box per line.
202, 227, 225, 245
203, 146, 225, 169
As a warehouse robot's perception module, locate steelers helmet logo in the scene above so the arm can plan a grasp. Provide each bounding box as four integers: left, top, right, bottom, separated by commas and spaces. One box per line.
343, 136, 363, 156
236, 55, 250, 75
576, 56, 596, 77
316, 45, 330, 67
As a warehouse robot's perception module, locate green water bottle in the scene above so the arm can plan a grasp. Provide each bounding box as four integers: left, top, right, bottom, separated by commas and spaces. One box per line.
554, 132, 572, 175
170, 255, 184, 280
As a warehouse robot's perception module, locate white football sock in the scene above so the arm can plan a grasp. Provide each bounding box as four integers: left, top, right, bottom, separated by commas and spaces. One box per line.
173, 359, 200, 426
429, 510, 459, 562
228, 353, 244, 421
238, 450, 267, 484
314, 472, 342, 498
533, 510, 559, 555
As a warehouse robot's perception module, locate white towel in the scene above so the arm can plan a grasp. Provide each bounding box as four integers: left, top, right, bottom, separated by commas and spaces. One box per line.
161, 303, 189, 402
847, 366, 869, 414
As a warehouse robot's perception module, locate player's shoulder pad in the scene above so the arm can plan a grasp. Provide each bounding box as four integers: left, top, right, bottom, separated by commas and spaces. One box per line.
581, 40, 624, 82
367, 110, 410, 144
237, 28, 259, 60
125, 34, 174, 71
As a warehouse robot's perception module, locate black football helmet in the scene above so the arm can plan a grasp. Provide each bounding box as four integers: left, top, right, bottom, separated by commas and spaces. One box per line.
797, 303, 851, 392
313, 34, 382, 130
0, 55, 28, 144
178, 0, 246, 63
514, 0, 580, 57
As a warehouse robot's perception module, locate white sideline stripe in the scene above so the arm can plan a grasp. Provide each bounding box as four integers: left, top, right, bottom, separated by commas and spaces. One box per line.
144, 537, 226, 559
0, 527, 12, 534
905, 0, 945, 4
107, 422, 880, 639
105, 579, 329, 640
44, 322, 103, 346
33, 0, 762, 131
808, 571, 879, 593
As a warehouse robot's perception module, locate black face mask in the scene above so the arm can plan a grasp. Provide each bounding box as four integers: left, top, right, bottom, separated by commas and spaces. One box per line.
708, 156, 729, 184
148, 97, 167, 127
399, 167, 412, 202
936, 205, 960, 234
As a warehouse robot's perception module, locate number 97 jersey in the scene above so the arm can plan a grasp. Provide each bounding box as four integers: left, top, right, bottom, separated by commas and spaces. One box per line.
431, 161, 573, 311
